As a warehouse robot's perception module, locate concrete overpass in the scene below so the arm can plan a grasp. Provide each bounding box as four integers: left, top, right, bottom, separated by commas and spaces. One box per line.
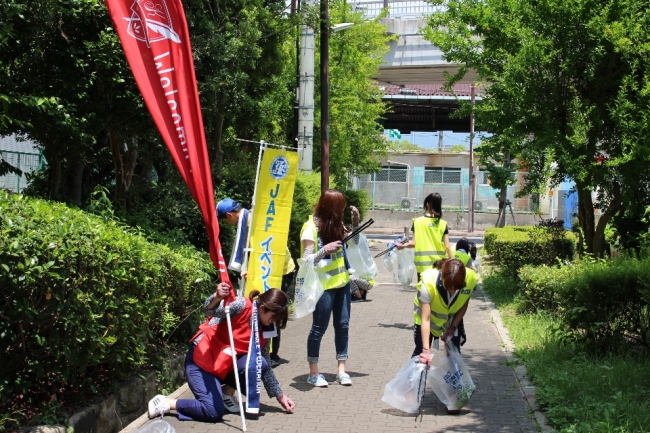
352, 0, 479, 132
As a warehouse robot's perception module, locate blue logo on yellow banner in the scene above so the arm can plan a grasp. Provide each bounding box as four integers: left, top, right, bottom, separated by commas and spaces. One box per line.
269, 156, 289, 180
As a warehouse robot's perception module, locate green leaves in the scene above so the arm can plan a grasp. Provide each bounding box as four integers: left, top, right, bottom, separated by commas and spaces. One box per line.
424, 0, 650, 253
518, 254, 650, 353
0, 191, 216, 417
312, 0, 394, 188
484, 224, 576, 275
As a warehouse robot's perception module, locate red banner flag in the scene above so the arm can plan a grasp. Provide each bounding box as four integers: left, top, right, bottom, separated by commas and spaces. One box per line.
105, 0, 230, 286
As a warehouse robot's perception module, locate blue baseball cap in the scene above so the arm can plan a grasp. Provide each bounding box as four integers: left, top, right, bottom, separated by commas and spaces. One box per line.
217, 198, 241, 218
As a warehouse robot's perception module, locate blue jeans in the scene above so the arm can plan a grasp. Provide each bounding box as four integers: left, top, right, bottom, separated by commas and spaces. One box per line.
176, 346, 226, 422
307, 282, 351, 363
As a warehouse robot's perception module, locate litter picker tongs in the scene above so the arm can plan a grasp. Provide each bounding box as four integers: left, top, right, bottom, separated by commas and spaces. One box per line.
374, 238, 408, 258
342, 218, 374, 243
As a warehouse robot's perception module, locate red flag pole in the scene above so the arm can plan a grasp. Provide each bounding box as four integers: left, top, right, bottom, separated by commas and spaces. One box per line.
105, 1, 245, 429
104, 0, 230, 286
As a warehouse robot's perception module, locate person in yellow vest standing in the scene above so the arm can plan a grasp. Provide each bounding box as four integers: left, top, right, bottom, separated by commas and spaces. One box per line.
300, 189, 359, 387
396, 193, 453, 282
413, 258, 477, 414
217, 198, 296, 367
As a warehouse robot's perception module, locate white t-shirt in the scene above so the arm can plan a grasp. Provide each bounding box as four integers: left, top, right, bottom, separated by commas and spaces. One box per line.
301, 227, 315, 243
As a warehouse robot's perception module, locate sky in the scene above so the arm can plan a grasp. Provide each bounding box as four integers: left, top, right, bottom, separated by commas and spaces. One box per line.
384, 130, 489, 150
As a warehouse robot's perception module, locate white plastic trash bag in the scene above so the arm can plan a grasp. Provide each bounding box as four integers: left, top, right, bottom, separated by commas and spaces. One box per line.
134, 420, 176, 433
429, 339, 476, 410
383, 249, 398, 283
382, 357, 427, 414
293, 258, 325, 319
473, 253, 481, 275
396, 248, 415, 287
346, 233, 378, 280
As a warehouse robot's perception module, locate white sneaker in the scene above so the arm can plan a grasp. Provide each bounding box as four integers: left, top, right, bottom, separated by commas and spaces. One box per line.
307, 374, 328, 387
222, 393, 240, 413
147, 394, 170, 418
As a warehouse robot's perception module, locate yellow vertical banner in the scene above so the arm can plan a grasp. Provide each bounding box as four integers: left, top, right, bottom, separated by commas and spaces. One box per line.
247, 148, 299, 295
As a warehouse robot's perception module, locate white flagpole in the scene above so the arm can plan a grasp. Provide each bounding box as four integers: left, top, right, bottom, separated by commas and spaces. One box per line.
225, 305, 247, 432
238, 140, 266, 296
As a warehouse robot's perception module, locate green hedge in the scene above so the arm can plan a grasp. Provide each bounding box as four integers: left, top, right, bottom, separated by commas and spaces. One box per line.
0, 192, 216, 407
484, 225, 576, 274
518, 257, 650, 352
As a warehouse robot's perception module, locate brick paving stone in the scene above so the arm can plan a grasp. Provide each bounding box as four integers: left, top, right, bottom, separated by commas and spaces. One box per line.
128, 240, 537, 433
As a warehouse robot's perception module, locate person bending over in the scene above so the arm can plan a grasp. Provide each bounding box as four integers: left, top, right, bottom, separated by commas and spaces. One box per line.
147, 285, 295, 421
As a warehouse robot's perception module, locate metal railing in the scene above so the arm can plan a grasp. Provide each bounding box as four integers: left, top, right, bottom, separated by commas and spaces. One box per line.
351, 0, 443, 19
354, 168, 546, 213
0, 151, 42, 193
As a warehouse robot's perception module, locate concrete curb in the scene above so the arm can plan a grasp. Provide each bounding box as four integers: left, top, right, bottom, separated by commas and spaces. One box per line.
476, 285, 555, 433
119, 384, 190, 433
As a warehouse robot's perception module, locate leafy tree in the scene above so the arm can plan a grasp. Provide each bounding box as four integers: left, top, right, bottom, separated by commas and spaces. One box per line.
424, 0, 650, 255
185, 0, 295, 181
0, 2, 55, 132
312, 1, 394, 188
0, 0, 156, 208
449, 144, 466, 153
388, 138, 425, 152
1, 0, 295, 221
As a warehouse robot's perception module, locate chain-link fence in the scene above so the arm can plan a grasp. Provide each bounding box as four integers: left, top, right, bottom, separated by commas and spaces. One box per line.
351, 0, 443, 19
0, 151, 42, 193
354, 168, 545, 213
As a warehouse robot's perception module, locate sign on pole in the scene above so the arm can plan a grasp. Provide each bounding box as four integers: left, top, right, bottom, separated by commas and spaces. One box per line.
247, 148, 299, 294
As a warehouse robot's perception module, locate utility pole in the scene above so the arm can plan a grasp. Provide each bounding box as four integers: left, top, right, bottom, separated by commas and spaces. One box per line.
291, 0, 299, 144
297, 0, 315, 171
468, 84, 476, 233
320, 0, 330, 192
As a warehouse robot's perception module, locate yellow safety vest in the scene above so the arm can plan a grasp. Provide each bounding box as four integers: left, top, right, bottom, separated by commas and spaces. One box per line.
413, 216, 448, 273
300, 216, 350, 290
283, 248, 295, 274
453, 250, 471, 267
413, 267, 478, 336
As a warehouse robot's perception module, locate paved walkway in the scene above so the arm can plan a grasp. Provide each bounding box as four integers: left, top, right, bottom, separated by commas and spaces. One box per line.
126, 241, 537, 433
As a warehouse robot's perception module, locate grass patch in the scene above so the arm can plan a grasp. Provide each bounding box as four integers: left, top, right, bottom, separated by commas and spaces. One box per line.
482, 271, 650, 433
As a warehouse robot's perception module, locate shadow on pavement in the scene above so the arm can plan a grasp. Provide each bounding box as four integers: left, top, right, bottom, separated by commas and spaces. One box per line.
373, 322, 412, 330
288, 370, 370, 391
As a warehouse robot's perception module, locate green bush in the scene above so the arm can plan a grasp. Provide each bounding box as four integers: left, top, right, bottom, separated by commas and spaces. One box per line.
288, 172, 321, 259
518, 257, 650, 352
484, 225, 576, 274
341, 188, 371, 223
0, 192, 216, 413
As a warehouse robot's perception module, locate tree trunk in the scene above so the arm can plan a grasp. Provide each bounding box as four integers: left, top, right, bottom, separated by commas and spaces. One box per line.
213, 108, 225, 182
593, 209, 613, 258
496, 150, 510, 227
576, 181, 595, 254
43, 145, 61, 200
109, 131, 138, 213
592, 186, 622, 258
67, 153, 85, 207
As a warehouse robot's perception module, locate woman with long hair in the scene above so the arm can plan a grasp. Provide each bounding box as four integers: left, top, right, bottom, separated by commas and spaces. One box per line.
300, 189, 359, 387
397, 192, 453, 281
146, 285, 295, 421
